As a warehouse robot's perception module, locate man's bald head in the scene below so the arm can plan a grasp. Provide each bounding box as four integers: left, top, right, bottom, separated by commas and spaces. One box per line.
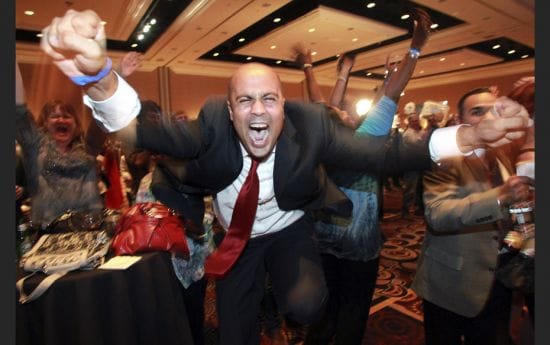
228, 63, 282, 98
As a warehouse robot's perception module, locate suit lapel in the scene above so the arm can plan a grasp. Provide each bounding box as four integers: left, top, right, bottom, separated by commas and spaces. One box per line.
273, 117, 300, 197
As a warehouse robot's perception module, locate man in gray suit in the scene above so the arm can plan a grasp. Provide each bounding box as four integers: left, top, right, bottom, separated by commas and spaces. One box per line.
412, 87, 534, 345
39, 10, 533, 345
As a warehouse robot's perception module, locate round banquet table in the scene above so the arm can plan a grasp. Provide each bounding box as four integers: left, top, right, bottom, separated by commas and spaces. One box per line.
16, 251, 194, 345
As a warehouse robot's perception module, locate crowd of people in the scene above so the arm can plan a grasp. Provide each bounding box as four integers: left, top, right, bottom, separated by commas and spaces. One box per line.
15, 7, 535, 345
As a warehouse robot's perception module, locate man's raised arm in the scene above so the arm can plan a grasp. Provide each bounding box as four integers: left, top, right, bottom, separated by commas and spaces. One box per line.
40, 9, 140, 133
431, 96, 533, 162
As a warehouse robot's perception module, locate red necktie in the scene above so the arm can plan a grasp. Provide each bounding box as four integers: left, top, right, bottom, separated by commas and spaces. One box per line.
205, 159, 260, 279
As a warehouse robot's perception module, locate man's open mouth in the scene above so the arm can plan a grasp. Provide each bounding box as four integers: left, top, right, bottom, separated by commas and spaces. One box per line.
249, 123, 268, 147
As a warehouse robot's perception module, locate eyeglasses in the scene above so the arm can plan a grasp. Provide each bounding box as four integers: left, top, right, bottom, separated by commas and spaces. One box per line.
47, 113, 73, 120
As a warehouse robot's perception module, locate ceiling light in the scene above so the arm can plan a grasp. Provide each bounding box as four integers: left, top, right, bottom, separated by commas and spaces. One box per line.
150, 19, 157, 25
366, 72, 372, 76
143, 25, 151, 33
36, 33, 43, 38
270, 45, 277, 50
311, 51, 318, 56
356, 99, 372, 116
137, 34, 145, 40
492, 44, 501, 50
273, 18, 281, 23
521, 54, 529, 59
352, 38, 358, 42
131, 43, 138, 48
430, 23, 438, 29
507, 49, 516, 54
238, 37, 245, 42
367, 3, 376, 8
401, 14, 410, 20
439, 57, 446, 62
24, 10, 34, 16
213, 52, 220, 57
308, 28, 316, 33
246, 56, 252, 60
276, 60, 282, 64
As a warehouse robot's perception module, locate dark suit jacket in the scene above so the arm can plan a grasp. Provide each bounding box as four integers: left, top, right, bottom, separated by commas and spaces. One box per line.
139, 96, 433, 217
412, 149, 515, 317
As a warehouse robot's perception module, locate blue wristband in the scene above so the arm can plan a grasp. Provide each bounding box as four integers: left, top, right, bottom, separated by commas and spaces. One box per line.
69, 58, 112, 86
409, 48, 420, 59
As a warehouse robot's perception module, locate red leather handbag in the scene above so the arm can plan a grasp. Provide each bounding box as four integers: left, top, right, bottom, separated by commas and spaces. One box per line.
111, 202, 189, 259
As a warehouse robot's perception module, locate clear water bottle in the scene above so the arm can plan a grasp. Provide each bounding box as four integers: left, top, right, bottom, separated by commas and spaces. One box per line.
508, 200, 535, 257
17, 222, 33, 258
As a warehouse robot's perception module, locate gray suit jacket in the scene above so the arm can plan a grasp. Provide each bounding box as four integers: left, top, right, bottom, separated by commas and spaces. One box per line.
411, 149, 515, 317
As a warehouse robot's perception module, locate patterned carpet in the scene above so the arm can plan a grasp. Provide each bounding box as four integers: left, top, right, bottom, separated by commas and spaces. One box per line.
202, 187, 429, 344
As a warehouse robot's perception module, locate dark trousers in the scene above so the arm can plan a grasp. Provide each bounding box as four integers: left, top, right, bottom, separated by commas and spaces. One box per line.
304, 254, 379, 345
180, 277, 207, 345
215, 216, 327, 345
422, 279, 513, 345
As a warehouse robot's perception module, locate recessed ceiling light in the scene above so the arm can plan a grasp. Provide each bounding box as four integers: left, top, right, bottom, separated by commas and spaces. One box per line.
150, 19, 157, 25
507, 49, 516, 54
238, 37, 245, 42
270, 45, 277, 50
213, 52, 220, 57
367, 3, 376, 8
366, 72, 372, 76
401, 14, 410, 20
308, 28, 316, 33
311, 51, 318, 56
430, 23, 439, 29
439, 57, 446, 61
143, 24, 151, 33
276, 60, 282, 64
492, 44, 501, 50
36, 33, 43, 38
521, 54, 529, 59
131, 43, 138, 48
246, 56, 252, 60
352, 38, 358, 42
273, 18, 281, 23
137, 34, 145, 40
24, 10, 34, 16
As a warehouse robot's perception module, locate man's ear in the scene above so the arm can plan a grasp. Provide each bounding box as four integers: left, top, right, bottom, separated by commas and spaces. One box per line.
227, 100, 234, 121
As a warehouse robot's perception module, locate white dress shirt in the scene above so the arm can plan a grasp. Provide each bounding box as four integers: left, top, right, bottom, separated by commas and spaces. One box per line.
213, 144, 304, 237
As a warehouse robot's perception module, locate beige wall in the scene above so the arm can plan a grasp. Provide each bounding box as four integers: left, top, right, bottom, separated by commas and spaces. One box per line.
19, 62, 532, 130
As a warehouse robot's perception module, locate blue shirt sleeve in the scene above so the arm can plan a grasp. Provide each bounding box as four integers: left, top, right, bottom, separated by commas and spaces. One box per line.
354, 95, 397, 137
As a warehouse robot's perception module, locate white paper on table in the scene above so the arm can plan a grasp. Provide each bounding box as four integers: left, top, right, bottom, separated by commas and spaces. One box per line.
99, 256, 142, 270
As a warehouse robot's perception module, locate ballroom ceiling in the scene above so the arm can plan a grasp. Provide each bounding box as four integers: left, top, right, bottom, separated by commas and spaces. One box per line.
15, 0, 535, 91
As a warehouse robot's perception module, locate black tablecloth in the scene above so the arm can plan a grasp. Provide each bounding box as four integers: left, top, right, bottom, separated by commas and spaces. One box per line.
16, 252, 194, 345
